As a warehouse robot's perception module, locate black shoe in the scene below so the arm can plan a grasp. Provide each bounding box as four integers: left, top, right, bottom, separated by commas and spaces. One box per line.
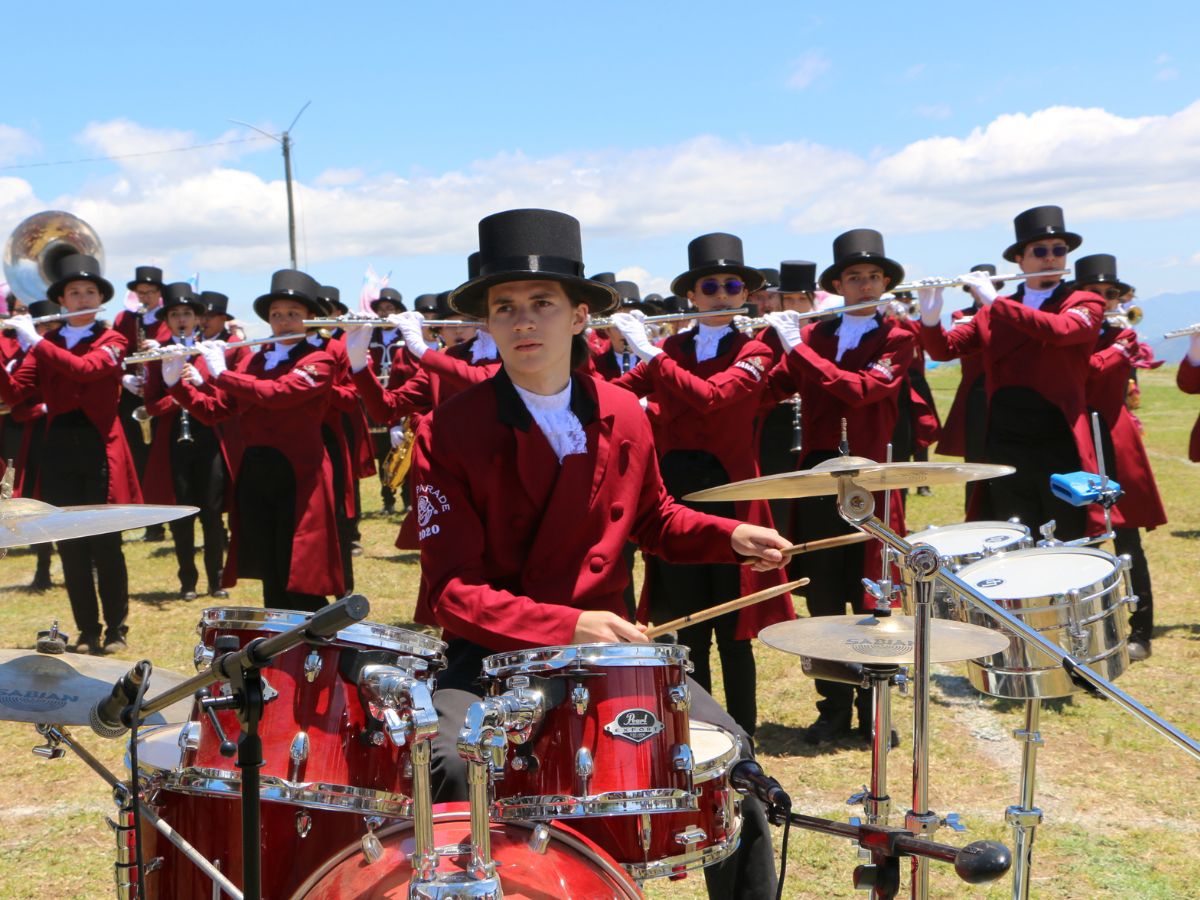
102, 637, 128, 654
804, 714, 853, 745
916, 486, 932, 498
30, 572, 52, 592
143, 525, 166, 542
1127, 639, 1151, 661
180, 589, 198, 601
350, 541, 364, 557
71, 632, 102, 655
382, 503, 396, 516
210, 588, 230, 600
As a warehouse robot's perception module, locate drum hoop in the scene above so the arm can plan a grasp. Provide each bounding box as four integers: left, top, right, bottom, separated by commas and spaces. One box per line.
958, 547, 1122, 602
623, 818, 744, 883
164, 767, 414, 817
198, 606, 447, 659
483, 643, 690, 678
690, 733, 740, 783
493, 788, 697, 820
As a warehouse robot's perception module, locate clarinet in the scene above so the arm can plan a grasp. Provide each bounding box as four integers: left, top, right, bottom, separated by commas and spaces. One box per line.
176, 326, 195, 444
788, 394, 803, 454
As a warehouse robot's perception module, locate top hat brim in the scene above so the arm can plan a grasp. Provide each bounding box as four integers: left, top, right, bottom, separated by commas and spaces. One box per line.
669, 264, 765, 299
370, 298, 405, 313
449, 271, 620, 318
1002, 231, 1082, 263
48, 273, 115, 304
252, 290, 326, 322
126, 276, 165, 291
818, 255, 904, 294
768, 283, 816, 295
155, 298, 207, 320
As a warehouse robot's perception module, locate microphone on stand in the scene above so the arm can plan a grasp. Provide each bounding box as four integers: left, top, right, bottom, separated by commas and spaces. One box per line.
89, 661, 149, 739
730, 758, 792, 811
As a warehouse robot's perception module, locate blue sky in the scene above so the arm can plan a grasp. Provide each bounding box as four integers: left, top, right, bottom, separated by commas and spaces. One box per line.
2, 1, 1198, 328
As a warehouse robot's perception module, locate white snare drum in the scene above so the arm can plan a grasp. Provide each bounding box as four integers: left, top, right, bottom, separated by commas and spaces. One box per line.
955, 547, 1135, 699
902, 521, 1032, 619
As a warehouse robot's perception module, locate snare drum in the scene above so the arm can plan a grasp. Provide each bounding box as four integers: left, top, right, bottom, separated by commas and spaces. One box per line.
955, 547, 1134, 699
902, 521, 1032, 618
483, 643, 695, 820
573, 720, 743, 882
176, 607, 446, 817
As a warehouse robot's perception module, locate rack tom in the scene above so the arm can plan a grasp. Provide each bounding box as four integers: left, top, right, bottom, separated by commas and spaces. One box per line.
902, 521, 1032, 619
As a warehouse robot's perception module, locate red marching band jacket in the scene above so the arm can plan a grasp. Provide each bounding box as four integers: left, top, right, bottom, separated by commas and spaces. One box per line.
1179, 358, 1200, 462
169, 341, 343, 598
313, 335, 371, 517
936, 307, 985, 458
0, 337, 48, 495
892, 317, 941, 450
410, 369, 748, 651
921, 283, 1106, 532
1086, 325, 1166, 530
615, 326, 794, 639
0, 324, 142, 503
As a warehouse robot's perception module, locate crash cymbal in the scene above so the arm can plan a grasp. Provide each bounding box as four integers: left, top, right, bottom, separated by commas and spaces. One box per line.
0, 649, 192, 726
684, 457, 1014, 502
0, 499, 199, 548
759, 614, 1010, 665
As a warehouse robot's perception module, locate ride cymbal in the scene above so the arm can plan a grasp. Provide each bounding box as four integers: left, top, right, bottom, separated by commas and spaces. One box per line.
758, 614, 1010, 665
0, 499, 199, 548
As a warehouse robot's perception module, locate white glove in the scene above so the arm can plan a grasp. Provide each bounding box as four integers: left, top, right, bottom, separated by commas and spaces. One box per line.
389, 424, 406, 448
917, 285, 945, 327
343, 322, 373, 372
138, 338, 161, 353
8, 314, 40, 349
121, 373, 146, 396
183, 362, 205, 386
161, 352, 185, 387
391, 311, 429, 359
198, 340, 227, 378
1189, 333, 1200, 367
959, 271, 998, 307
610, 312, 661, 362
764, 311, 803, 351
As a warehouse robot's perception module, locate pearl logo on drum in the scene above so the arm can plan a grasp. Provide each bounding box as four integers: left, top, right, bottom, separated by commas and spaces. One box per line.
603, 708, 665, 744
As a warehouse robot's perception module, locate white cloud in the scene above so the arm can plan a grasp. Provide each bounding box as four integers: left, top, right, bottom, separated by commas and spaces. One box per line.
314, 167, 364, 187
0, 126, 38, 166
786, 51, 830, 91
1157, 67, 1180, 81
615, 266, 671, 297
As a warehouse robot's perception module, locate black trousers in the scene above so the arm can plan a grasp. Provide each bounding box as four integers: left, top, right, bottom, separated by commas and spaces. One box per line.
790, 450, 871, 725
758, 403, 798, 544
962, 374, 988, 512
322, 426, 355, 594
342, 412, 363, 542
430, 674, 778, 900
985, 388, 1086, 542
3, 419, 54, 581
118, 389, 151, 476
168, 418, 226, 592
40, 414, 128, 642
648, 450, 758, 737
235, 447, 326, 611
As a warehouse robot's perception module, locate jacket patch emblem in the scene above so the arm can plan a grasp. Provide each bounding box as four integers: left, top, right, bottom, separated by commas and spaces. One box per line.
293, 365, 318, 387
735, 355, 768, 381
868, 354, 896, 380
1067, 307, 1093, 325
415, 483, 451, 540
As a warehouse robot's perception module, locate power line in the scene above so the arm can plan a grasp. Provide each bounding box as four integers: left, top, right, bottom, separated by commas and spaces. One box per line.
0, 135, 273, 172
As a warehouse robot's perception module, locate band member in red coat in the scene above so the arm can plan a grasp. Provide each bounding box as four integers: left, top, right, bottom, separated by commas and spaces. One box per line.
919, 206, 1104, 540
611, 232, 793, 738
0, 255, 141, 653
415, 208, 789, 900
1179, 332, 1200, 462
141, 283, 230, 599
166, 270, 342, 610
590, 281, 653, 381
1077, 255, 1166, 659
762, 230, 914, 744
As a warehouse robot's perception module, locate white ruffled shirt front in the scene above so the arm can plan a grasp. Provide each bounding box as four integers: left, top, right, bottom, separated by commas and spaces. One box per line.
471, 329, 498, 363
694, 323, 729, 363
60, 323, 94, 350
835, 314, 877, 362
513, 381, 588, 463
1022, 285, 1056, 311
264, 343, 295, 370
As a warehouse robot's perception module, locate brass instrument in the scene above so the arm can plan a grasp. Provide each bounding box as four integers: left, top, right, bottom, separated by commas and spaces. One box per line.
1164, 324, 1200, 339
123, 333, 308, 366
383, 421, 416, 492
1105, 306, 1143, 328
2, 211, 104, 302
175, 326, 196, 444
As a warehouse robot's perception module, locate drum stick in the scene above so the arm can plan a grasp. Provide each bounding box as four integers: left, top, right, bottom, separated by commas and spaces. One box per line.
781, 532, 871, 558
645, 578, 808, 639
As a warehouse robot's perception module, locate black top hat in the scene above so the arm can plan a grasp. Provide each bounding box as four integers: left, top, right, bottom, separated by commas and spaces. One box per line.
435, 290, 459, 319
200, 291, 231, 318
1003, 205, 1082, 262
126, 266, 165, 291
311, 285, 339, 317
662, 294, 691, 315
591, 272, 617, 287
48, 254, 114, 303
252, 269, 324, 322
772, 260, 817, 294
756, 268, 781, 290
615, 280, 654, 314
413, 293, 440, 315
156, 282, 205, 320
371, 287, 406, 314
818, 230, 904, 294
963, 263, 998, 293
1073, 254, 1132, 295
467, 252, 482, 281
670, 233, 765, 297
27, 300, 59, 319
449, 209, 619, 317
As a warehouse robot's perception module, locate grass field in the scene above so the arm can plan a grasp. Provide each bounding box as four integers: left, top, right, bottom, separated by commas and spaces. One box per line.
0, 365, 1196, 899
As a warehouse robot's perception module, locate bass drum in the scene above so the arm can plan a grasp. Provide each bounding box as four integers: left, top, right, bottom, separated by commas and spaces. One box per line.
293, 803, 643, 899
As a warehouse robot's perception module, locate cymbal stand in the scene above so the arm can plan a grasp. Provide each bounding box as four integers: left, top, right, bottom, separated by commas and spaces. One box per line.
31, 723, 243, 900
1006, 699, 1043, 900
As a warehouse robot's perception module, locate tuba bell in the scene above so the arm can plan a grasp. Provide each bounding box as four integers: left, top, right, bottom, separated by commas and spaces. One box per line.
3, 211, 104, 302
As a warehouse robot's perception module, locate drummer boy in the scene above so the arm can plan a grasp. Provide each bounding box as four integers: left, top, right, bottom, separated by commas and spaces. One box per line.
411, 208, 789, 899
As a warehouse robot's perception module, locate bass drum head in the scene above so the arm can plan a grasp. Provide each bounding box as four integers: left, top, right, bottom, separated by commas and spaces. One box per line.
294, 803, 641, 899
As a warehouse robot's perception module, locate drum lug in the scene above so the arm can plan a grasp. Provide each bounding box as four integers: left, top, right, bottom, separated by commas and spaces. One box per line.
668, 683, 691, 713
510, 751, 538, 773
528, 823, 551, 854
1065, 590, 1089, 656
361, 816, 385, 864
1119, 555, 1139, 612
295, 810, 313, 838
575, 747, 594, 796
177, 721, 201, 754
672, 743, 694, 773
192, 642, 214, 673
638, 813, 653, 852
303, 649, 323, 682
289, 731, 309, 780
571, 684, 589, 715
674, 826, 707, 846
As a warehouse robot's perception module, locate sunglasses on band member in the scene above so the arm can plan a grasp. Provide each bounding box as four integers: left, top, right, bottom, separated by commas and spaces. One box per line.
699, 278, 745, 296
1029, 245, 1069, 259
1098, 287, 1122, 301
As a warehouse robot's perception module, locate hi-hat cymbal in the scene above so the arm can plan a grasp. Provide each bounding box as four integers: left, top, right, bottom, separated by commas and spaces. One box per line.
684, 458, 1014, 502
0, 499, 199, 548
759, 614, 1010, 665
0, 649, 192, 726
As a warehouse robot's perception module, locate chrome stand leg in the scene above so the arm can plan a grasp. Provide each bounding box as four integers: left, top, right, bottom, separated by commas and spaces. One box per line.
906, 574, 936, 900
1006, 699, 1044, 900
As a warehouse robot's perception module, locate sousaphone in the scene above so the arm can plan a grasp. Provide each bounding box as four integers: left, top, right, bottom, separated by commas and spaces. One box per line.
3, 210, 104, 302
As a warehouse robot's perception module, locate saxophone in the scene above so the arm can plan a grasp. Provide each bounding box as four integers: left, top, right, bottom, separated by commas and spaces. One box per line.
383, 419, 416, 492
